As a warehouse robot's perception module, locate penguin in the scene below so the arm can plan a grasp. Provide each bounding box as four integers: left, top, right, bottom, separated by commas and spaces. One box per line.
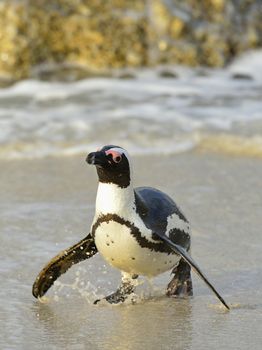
32, 145, 229, 310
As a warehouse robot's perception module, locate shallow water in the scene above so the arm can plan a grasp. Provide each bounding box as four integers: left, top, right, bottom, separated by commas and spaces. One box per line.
1, 153, 262, 349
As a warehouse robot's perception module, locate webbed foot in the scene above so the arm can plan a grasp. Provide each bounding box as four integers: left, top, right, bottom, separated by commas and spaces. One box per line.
166, 259, 193, 297
94, 273, 138, 304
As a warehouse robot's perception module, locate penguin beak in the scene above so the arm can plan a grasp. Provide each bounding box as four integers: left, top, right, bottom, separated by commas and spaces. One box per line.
86, 151, 107, 167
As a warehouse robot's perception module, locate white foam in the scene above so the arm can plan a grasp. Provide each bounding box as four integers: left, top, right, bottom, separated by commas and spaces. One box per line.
228, 50, 262, 81
0, 53, 261, 159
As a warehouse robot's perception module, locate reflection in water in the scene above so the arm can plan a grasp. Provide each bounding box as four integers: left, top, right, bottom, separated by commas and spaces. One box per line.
32, 299, 97, 350
103, 299, 193, 350
32, 297, 192, 350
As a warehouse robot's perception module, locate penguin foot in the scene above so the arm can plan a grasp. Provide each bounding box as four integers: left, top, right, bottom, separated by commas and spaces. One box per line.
166, 259, 193, 298
94, 273, 138, 305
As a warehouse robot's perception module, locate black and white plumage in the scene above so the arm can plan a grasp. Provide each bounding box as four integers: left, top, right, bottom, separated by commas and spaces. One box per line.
32, 145, 229, 309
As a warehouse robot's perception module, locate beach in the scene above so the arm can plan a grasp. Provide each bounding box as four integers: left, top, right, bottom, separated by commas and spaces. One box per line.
1, 150, 262, 349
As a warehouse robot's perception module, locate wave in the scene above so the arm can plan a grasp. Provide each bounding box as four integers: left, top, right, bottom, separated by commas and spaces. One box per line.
1, 132, 262, 159
197, 134, 262, 157
0, 51, 262, 159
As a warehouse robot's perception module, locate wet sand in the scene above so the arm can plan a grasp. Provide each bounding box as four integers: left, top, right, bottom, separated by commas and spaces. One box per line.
1, 151, 262, 349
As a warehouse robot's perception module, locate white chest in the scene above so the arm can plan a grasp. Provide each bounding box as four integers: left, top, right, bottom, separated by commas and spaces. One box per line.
95, 182, 134, 216
94, 220, 180, 277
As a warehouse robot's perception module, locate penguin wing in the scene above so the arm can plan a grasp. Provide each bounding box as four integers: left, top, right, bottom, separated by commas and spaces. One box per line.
152, 233, 229, 310
32, 233, 97, 298
135, 187, 229, 310
135, 187, 190, 250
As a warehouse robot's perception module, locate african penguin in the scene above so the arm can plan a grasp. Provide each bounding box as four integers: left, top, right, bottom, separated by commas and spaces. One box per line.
32, 145, 229, 309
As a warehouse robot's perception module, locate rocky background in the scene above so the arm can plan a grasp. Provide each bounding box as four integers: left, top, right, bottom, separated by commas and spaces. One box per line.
0, 0, 261, 82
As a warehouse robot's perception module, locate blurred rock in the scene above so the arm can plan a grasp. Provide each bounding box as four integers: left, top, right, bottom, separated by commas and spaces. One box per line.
158, 69, 178, 78
0, 0, 261, 81
231, 73, 253, 81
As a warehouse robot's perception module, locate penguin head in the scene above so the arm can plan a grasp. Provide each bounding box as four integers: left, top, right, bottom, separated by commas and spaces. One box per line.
86, 145, 131, 188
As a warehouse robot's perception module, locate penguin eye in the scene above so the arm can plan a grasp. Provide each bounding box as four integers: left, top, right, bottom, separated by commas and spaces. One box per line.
114, 155, 122, 163
105, 150, 122, 164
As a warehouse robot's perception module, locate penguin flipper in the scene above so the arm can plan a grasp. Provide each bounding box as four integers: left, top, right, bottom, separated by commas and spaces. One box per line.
155, 233, 230, 310
32, 233, 97, 299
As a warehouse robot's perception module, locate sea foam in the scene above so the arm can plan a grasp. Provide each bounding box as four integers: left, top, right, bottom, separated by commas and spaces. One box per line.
0, 51, 262, 159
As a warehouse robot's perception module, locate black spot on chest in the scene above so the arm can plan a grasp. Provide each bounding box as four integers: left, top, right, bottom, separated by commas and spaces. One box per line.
91, 213, 174, 254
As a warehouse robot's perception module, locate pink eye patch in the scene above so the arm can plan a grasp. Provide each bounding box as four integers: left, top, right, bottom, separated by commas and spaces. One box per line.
105, 149, 122, 163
